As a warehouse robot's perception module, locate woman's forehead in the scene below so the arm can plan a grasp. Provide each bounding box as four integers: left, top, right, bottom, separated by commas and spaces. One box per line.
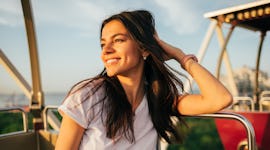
101, 20, 128, 39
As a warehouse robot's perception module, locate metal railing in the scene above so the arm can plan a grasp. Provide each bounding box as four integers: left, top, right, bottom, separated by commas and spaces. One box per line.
184, 112, 256, 150
42, 105, 60, 131
259, 91, 270, 111
260, 91, 270, 97
0, 107, 28, 134
259, 97, 270, 111
232, 97, 255, 111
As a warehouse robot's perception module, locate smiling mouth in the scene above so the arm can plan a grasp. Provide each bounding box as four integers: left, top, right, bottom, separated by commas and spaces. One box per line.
106, 58, 119, 64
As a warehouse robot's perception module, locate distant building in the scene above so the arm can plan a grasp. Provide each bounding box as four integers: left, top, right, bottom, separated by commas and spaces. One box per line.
221, 65, 270, 96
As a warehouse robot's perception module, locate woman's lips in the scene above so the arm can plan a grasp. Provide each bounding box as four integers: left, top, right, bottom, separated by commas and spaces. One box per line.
106, 58, 119, 64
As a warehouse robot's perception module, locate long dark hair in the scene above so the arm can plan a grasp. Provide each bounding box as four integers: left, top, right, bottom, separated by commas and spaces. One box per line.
67, 10, 186, 144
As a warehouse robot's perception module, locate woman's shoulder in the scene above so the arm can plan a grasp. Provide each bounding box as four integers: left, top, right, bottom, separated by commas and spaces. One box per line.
72, 78, 104, 93
64, 78, 105, 104
58, 78, 106, 128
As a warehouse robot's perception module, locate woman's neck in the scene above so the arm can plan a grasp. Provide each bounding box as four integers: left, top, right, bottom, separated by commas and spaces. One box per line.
117, 74, 145, 112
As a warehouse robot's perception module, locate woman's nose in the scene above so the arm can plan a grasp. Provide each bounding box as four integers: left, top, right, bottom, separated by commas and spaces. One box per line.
102, 43, 114, 54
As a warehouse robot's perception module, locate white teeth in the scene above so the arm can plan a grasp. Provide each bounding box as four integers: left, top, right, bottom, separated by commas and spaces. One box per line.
106, 59, 118, 64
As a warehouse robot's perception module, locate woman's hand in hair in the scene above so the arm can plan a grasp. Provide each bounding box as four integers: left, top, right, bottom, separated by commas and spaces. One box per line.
154, 33, 233, 115
154, 33, 185, 63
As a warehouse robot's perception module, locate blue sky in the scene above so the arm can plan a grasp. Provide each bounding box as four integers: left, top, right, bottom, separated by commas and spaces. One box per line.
1, 0, 269, 94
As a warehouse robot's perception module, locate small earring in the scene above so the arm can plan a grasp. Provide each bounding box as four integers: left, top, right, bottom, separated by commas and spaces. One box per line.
143, 56, 147, 60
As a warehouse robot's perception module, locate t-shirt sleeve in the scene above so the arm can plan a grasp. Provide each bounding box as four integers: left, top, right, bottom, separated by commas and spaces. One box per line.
58, 88, 96, 129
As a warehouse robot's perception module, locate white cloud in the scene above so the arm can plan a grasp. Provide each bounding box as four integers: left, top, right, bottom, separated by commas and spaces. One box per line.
0, 0, 21, 15
3, 0, 202, 36
0, 0, 254, 36
29, 0, 138, 37
0, 0, 23, 26
0, 0, 204, 35
153, 0, 202, 35
31, 0, 105, 30
0, 18, 9, 26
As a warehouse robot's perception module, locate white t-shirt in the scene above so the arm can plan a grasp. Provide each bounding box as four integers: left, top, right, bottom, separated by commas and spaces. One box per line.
58, 80, 158, 150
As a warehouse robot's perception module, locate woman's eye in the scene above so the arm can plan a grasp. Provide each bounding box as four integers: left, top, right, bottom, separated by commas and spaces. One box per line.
114, 39, 124, 43
100, 43, 105, 48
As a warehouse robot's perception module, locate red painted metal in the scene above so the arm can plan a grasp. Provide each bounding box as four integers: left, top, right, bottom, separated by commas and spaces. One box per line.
215, 111, 270, 150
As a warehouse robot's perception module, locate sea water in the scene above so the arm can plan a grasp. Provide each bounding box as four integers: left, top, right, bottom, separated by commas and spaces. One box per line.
0, 88, 200, 108
0, 93, 66, 108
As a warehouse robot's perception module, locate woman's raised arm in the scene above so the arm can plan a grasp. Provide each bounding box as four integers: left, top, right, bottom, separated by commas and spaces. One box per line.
155, 36, 233, 115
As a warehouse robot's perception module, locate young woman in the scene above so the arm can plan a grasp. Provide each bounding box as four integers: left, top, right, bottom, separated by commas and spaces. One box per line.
55, 10, 232, 150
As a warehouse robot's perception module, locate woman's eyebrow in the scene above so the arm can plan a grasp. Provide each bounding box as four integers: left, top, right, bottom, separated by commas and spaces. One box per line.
101, 33, 129, 42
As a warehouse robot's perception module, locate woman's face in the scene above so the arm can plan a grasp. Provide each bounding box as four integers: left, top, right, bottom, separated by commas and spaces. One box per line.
100, 20, 146, 77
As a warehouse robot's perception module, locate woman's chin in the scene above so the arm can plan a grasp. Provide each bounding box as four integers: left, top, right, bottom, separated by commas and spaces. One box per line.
106, 70, 117, 77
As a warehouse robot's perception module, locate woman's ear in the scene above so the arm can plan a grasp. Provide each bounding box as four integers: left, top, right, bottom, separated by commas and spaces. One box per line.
142, 50, 150, 60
